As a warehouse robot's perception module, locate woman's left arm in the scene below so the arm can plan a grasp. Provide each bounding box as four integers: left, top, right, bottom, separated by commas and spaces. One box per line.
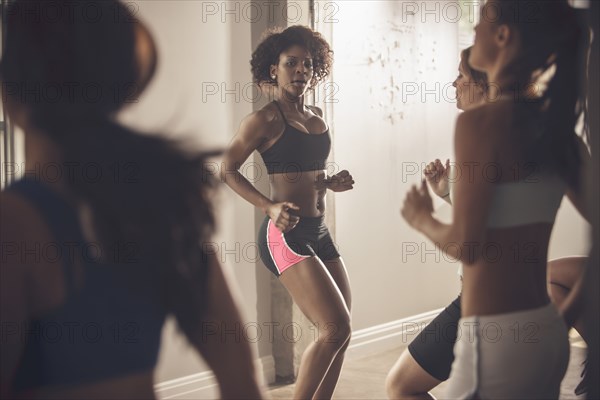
309, 105, 356, 193
323, 170, 355, 192
401, 110, 495, 265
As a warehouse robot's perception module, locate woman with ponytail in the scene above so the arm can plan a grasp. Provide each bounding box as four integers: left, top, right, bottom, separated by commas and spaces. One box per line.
388, 46, 592, 399
400, 0, 588, 398
0, 1, 265, 399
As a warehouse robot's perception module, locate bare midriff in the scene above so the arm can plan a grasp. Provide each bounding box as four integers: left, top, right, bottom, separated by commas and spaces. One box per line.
269, 169, 328, 218
460, 223, 554, 318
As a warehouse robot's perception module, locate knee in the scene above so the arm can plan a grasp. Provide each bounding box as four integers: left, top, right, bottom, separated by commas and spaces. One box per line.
337, 325, 352, 354
340, 329, 351, 351
385, 363, 414, 399
317, 317, 351, 351
385, 369, 404, 399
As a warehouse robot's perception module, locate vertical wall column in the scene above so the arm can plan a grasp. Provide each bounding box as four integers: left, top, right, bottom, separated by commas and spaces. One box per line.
249, 0, 294, 381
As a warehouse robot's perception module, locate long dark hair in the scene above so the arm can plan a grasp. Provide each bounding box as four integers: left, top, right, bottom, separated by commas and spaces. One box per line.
0, 0, 217, 338
493, 0, 587, 189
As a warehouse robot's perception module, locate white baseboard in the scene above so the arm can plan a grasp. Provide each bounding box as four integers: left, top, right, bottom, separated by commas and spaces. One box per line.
155, 370, 218, 400
155, 355, 275, 400
347, 308, 443, 360
155, 310, 441, 399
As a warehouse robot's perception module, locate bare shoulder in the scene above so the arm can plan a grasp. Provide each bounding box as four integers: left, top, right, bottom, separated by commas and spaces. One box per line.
455, 102, 509, 146
242, 103, 281, 131
238, 103, 282, 141
307, 105, 324, 118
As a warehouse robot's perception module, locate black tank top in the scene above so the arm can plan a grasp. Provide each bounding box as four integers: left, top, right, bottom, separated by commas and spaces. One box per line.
259, 100, 331, 175
6, 179, 166, 392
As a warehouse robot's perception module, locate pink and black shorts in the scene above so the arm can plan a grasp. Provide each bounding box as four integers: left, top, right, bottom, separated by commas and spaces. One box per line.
258, 215, 340, 277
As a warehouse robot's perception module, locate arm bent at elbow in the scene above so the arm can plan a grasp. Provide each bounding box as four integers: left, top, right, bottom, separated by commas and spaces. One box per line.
221, 111, 275, 213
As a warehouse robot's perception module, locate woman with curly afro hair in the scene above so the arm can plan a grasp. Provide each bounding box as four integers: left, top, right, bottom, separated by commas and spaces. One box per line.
222, 25, 354, 399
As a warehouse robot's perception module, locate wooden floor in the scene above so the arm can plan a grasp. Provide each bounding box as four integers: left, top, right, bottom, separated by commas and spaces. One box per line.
268, 332, 587, 399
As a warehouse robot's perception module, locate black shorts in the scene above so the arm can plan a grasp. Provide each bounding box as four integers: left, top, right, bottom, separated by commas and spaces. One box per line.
407, 295, 461, 381
257, 215, 340, 277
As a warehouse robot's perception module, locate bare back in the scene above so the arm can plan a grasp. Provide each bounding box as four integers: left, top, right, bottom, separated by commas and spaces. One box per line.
454, 100, 560, 317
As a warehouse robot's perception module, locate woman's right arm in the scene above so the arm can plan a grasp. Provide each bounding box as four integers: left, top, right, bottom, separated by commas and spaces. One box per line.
221, 111, 274, 213
221, 111, 299, 232
188, 252, 267, 399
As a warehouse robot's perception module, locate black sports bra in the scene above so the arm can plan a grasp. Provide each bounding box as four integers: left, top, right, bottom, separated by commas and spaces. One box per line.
259, 100, 331, 175
7, 179, 166, 392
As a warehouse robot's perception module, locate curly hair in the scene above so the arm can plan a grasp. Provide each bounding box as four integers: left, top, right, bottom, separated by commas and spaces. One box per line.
251, 25, 333, 89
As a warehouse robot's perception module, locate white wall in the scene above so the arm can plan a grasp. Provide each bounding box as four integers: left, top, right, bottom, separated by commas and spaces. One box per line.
327, 0, 591, 331
330, 1, 462, 330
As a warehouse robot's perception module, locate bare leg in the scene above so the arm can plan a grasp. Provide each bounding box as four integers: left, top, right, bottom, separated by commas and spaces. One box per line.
279, 257, 351, 400
313, 257, 352, 400
385, 347, 441, 400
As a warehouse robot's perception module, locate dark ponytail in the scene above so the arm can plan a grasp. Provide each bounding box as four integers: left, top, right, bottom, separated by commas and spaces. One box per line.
539, 13, 586, 190
495, 0, 587, 190
1, 0, 218, 339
